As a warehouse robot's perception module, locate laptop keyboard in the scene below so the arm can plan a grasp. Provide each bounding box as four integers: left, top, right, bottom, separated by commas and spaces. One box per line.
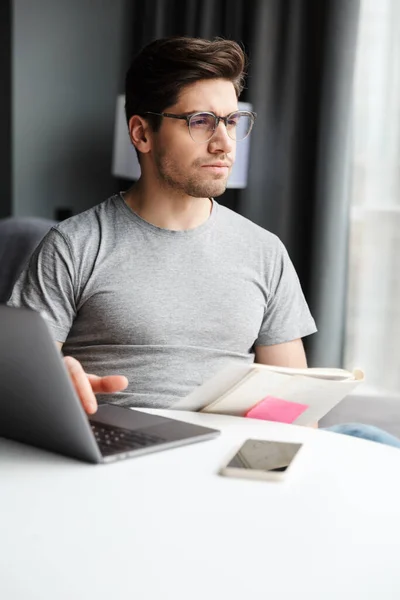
90, 422, 166, 457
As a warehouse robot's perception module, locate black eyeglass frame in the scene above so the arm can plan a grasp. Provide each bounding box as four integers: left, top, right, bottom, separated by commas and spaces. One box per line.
142, 110, 257, 143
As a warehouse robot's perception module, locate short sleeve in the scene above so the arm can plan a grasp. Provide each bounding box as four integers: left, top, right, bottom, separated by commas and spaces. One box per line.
255, 240, 317, 346
7, 228, 77, 343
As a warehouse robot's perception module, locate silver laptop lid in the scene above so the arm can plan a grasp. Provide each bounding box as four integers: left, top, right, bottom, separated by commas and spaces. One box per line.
0, 305, 102, 462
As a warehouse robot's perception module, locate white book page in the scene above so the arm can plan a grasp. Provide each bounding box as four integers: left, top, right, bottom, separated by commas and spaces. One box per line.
172, 361, 364, 418
202, 370, 295, 415
202, 373, 362, 422
171, 363, 254, 411
246, 364, 358, 381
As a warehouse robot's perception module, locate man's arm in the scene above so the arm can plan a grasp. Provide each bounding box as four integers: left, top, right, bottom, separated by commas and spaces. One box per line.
55, 342, 128, 415
254, 339, 307, 368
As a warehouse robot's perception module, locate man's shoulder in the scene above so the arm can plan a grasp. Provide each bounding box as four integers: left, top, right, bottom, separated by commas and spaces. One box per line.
216, 202, 283, 250
52, 194, 120, 242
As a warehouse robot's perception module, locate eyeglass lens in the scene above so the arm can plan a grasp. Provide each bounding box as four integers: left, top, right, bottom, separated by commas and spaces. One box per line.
188, 112, 253, 143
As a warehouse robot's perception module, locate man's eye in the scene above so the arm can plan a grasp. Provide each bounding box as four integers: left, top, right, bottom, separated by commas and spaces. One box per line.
227, 119, 239, 127
191, 118, 209, 127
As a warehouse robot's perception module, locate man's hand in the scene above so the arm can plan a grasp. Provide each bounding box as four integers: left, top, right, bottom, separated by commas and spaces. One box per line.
63, 356, 129, 415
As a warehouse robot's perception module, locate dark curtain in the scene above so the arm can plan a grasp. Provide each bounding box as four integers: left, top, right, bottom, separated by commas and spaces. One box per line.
0, 0, 12, 218
124, 0, 360, 367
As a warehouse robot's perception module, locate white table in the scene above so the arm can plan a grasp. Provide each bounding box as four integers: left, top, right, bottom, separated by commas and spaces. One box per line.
2, 410, 400, 600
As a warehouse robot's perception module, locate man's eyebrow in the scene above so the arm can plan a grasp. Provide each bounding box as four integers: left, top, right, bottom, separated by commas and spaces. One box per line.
177, 110, 210, 115
178, 109, 239, 115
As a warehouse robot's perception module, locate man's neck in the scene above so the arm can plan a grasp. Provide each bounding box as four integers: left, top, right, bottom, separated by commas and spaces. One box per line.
122, 180, 212, 231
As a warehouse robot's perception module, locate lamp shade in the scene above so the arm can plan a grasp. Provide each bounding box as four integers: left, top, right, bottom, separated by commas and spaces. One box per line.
112, 95, 252, 188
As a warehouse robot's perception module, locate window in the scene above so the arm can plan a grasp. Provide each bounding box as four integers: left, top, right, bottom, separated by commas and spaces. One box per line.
344, 0, 400, 395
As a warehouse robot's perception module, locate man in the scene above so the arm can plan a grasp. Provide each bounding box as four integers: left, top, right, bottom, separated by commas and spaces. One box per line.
8, 37, 400, 448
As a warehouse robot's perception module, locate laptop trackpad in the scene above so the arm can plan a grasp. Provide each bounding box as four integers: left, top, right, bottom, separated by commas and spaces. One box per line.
90, 403, 172, 431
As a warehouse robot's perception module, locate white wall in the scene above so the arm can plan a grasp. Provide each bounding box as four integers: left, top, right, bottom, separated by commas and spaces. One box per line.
12, 0, 128, 218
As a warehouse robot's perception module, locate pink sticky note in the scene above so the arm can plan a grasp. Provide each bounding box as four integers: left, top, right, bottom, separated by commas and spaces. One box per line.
245, 396, 309, 424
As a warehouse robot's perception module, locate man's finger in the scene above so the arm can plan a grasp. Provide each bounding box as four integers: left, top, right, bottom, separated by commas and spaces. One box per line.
86, 374, 129, 394
63, 356, 98, 414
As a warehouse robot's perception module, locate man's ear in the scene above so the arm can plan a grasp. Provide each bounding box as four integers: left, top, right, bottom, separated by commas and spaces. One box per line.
128, 116, 151, 154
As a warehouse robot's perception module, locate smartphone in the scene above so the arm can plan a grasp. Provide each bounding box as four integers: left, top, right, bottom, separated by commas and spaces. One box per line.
219, 439, 303, 481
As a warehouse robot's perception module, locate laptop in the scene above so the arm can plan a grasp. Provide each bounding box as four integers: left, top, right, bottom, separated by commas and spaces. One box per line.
0, 305, 220, 463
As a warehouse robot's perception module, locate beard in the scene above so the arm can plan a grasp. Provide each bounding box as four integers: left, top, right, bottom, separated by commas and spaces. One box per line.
154, 149, 231, 198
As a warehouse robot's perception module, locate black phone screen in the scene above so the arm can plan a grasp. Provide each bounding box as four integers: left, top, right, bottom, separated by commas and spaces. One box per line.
225, 439, 302, 473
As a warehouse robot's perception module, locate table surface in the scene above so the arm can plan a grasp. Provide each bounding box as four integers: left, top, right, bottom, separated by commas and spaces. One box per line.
2, 409, 400, 600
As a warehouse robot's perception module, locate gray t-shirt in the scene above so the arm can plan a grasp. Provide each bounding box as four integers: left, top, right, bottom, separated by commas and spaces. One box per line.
8, 194, 317, 408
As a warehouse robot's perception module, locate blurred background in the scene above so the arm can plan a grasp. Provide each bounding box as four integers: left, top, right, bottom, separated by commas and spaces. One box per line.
0, 0, 399, 401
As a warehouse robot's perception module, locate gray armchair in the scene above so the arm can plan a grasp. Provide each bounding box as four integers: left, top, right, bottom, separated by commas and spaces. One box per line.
0, 217, 56, 303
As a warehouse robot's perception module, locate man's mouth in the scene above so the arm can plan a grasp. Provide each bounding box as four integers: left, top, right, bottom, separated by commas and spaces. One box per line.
201, 162, 231, 168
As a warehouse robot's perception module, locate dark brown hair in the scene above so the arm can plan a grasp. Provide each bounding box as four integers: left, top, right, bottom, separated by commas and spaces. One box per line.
125, 36, 247, 131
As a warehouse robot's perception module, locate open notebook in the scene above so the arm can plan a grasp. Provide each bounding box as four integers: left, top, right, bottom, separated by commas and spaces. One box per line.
172, 364, 365, 425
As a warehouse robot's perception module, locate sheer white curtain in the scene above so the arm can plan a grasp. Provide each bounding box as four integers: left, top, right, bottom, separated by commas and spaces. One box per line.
345, 0, 400, 394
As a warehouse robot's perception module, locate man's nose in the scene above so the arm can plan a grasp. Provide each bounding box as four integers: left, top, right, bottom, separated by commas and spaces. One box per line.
208, 121, 234, 154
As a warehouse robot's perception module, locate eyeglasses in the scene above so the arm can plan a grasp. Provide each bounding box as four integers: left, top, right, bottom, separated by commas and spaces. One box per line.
143, 110, 257, 143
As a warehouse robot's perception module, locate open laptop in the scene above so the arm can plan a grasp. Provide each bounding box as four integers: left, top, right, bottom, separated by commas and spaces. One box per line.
0, 305, 220, 463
